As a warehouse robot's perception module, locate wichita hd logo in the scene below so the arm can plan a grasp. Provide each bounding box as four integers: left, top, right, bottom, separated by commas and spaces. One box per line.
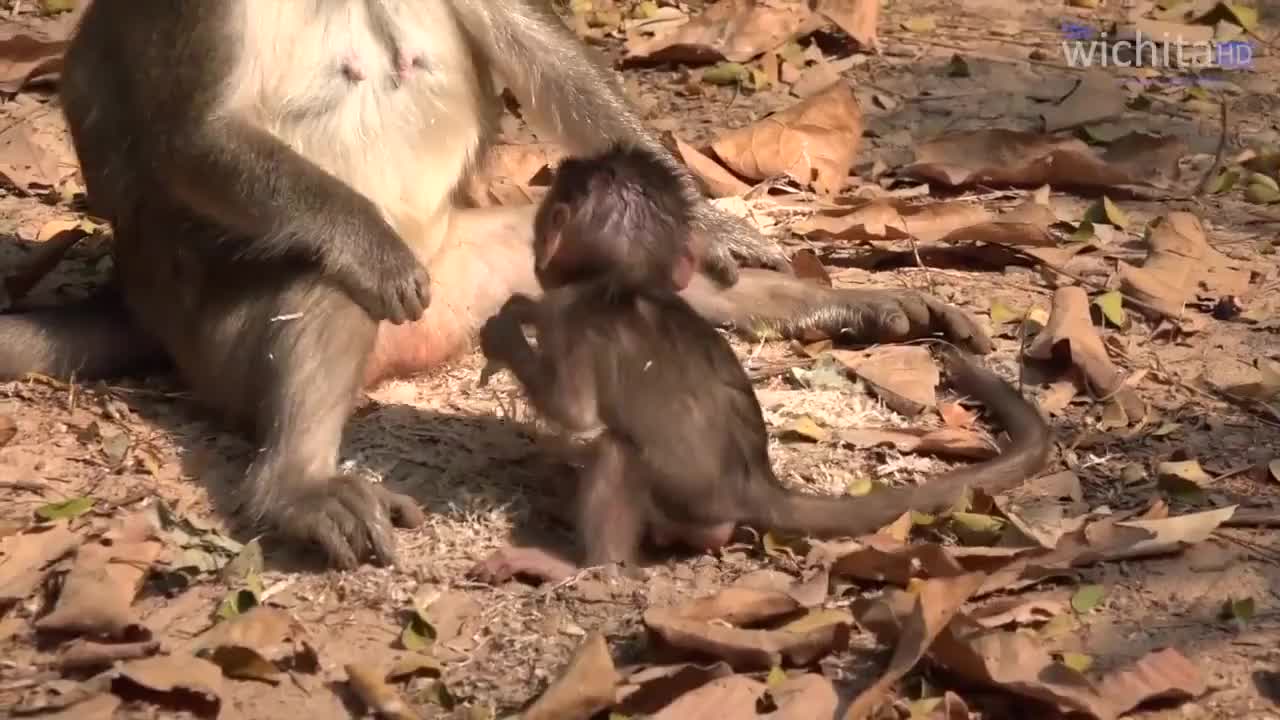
1059, 21, 1254, 70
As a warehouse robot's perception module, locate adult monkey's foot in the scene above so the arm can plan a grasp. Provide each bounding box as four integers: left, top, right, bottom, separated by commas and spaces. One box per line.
682, 269, 994, 353
271, 475, 427, 570
690, 201, 792, 287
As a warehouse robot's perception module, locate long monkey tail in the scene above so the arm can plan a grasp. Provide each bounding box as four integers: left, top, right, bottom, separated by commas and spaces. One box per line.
759, 349, 1052, 538
0, 291, 162, 381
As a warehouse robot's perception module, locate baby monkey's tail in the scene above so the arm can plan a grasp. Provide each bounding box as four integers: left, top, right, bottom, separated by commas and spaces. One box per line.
760, 349, 1052, 538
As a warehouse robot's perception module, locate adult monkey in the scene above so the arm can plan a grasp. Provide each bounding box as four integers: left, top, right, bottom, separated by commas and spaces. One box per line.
0, 0, 992, 569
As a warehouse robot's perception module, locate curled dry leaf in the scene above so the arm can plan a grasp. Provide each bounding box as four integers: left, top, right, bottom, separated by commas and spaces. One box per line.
522, 633, 621, 720
1040, 70, 1127, 132
347, 663, 421, 720
901, 129, 1185, 191
0, 520, 78, 609
614, 661, 735, 716
2, 225, 88, 309
813, 0, 879, 50
191, 606, 320, 683
711, 82, 862, 197
792, 198, 991, 245
643, 587, 851, 670
830, 346, 938, 416
760, 673, 837, 719
0, 33, 66, 94
462, 142, 563, 207
35, 512, 164, 638
0, 116, 74, 192
1026, 286, 1145, 422
969, 598, 1066, 629
1097, 648, 1207, 717
26, 693, 122, 720
1071, 505, 1236, 563
846, 573, 987, 720
832, 542, 1016, 586
110, 655, 224, 720
624, 0, 823, 64
649, 675, 767, 720
837, 426, 998, 461
665, 133, 751, 197
59, 639, 161, 671
1118, 212, 1251, 319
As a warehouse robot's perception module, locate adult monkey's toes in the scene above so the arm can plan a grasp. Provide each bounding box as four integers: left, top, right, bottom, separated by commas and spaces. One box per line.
275, 475, 425, 569
691, 202, 790, 285
836, 288, 994, 354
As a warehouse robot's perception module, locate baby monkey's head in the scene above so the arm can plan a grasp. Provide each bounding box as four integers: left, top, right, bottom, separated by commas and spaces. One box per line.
533, 143, 695, 291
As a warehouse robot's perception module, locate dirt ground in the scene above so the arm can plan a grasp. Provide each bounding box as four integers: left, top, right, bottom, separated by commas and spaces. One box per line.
3, 0, 1280, 718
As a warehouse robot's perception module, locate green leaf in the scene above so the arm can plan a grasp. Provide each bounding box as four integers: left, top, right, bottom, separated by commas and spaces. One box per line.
1071, 584, 1106, 613
1222, 596, 1255, 624
1092, 290, 1126, 328
988, 299, 1021, 326
1069, 220, 1096, 244
702, 62, 749, 86
909, 510, 936, 526
908, 697, 943, 718
1206, 167, 1239, 194
401, 611, 438, 651
778, 416, 830, 443
221, 538, 264, 585
1059, 652, 1094, 672
846, 476, 873, 497
216, 578, 263, 621
1246, 180, 1280, 204
766, 665, 787, 687
945, 54, 970, 78
1083, 196, 1129, 229
36, 497, 94, 521
901, 15, 937, 32
951, 512, 1006, 545
1224, 3, 1258, 30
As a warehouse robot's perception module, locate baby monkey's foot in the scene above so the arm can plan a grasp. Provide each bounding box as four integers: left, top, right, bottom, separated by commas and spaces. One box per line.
468, 546, 577, 586
341, 53, 367, 83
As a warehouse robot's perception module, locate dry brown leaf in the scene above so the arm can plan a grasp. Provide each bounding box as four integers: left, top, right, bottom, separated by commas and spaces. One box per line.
649, 675, 767, 720
463, 142, 562, 206
968, 598, 1066, 629
1097, 648, 1207, 716
614, 662, 736, 716
789, 249, 832, 286
938, 198, 1057, 249
0, 33, 66, 94
846, 573, 988, 720
523, 633, 621, 720
27, 693, 121, 720
929, 614, 1111, 717
790, 200, 910, 243
59, 639, 161, 671
814, 0, 879, 49
643, 587, 851, 670
3, 226, 89, 309
1118, 212, 1250, 319
35, 512, 163, 638
902, 129, 1185, 191
790, 59, 841, 98
191, 606, 320, 683
0, 118, 69, 192
1041, 71, 1127, 132
110, 655, 223, 719
830, 346, 938, 416
1025, 286, 1139, 411
938, 401, 977, 429
624, 0, 823, 64
837, 426, 998, 461
346, 663, 420, 720
0, 520, 78, 609
761, 673, 838, 719
832, 543, 1010, 586
711, 82, 862, 196
1037, 378, 1081, 416
667, 134, 751, 197
1085, 506, 1236, 562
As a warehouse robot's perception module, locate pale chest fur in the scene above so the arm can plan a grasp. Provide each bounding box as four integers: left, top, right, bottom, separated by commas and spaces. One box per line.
227, 0, 494, 260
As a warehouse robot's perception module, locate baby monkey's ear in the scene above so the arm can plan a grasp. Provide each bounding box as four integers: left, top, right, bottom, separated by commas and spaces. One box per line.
671, 245, 695, 291
536, 203, 571, 270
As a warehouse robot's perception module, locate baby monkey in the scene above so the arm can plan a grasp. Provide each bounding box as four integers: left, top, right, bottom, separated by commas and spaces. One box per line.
472, 144, 1050, 584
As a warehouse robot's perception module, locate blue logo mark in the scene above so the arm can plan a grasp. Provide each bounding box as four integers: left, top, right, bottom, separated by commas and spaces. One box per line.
1217, 39, 1254, 69
1060, 21, 1096, 40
